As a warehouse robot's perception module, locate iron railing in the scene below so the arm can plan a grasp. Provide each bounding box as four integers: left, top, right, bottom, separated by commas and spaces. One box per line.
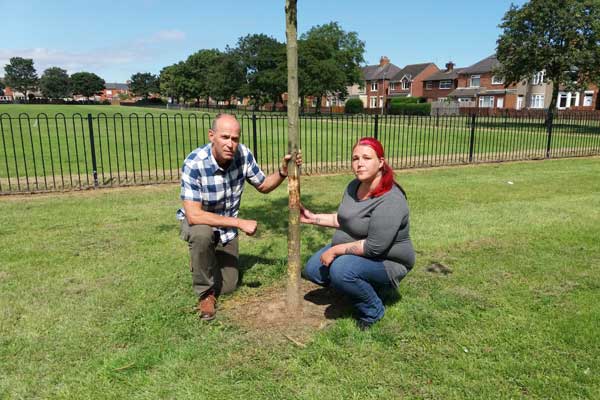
1, 111, 599, 193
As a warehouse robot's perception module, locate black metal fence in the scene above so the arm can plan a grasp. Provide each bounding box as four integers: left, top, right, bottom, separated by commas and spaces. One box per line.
1, 111, 599, 194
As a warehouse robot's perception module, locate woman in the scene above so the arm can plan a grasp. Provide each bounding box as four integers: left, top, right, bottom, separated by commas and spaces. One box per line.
300, 137, 415, 329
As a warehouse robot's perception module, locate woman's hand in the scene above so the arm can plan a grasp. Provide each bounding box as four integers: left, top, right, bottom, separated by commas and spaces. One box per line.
299, 203, 316, 224
320, 246, 338, 267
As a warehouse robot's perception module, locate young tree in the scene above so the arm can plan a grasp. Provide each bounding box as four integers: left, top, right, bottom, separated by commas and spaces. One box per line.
39, 67, 70, 100
299, 22, 365, 112
234, 33, 287, 108
285, 0, 301, 312
129, 72, 159, 100
70, 72, 105, 100
4, 57, 38, 101
496, 0, 600, 111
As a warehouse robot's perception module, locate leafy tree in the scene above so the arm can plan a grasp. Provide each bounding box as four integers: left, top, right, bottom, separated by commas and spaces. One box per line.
206, 50, 245, 105
129, 72, 159, 99
299, 22, 365, 112
496, 0, 600, 111
186, 49, 222, 105
159, 62, 192, 103
70, 72, 105, 100
39, 67, 70, 100
4, 57, 38, 101
234, 34, 287, 108
0, 79, 4, 96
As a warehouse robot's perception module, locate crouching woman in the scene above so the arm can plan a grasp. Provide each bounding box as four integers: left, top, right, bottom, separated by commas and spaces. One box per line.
300, 137, 415, 329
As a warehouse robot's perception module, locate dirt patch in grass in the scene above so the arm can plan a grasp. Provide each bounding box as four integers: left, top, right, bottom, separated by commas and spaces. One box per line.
220, 280, 353, 343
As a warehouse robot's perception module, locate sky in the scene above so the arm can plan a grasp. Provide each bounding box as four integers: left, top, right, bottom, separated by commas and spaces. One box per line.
0, 0, 526, 83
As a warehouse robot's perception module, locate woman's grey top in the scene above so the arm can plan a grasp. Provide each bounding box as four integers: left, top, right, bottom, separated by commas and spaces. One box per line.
331, 179, 415, 286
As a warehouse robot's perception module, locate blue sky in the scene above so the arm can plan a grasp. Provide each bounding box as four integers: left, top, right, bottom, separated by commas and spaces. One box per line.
1, 0, 525, 82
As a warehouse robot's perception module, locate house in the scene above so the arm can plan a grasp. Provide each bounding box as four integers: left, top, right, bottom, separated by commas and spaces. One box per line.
517, 72, 599, 110
388, 62, 439, 99
100, 82, 131, 102
422, 62, 466, 103
362, 56, 402, 110
449, 54, 518, 109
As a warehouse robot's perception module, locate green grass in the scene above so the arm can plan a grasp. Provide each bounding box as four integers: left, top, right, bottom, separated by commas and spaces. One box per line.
1, 104, 599, 193
1, 157, 599, 399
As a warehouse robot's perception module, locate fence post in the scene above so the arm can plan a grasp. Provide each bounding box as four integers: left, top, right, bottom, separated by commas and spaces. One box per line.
545, 109, 554, 158
468, 113, 476, 163
252, 113, 258, 160
373, 114, 379, 140
87, 113, 99, 187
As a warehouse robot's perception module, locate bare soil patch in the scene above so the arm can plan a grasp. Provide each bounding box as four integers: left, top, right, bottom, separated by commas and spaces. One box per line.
220, 280, 353, 343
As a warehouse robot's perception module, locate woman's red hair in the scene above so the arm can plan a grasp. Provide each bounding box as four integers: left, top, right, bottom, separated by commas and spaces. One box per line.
354, 137, 405, 198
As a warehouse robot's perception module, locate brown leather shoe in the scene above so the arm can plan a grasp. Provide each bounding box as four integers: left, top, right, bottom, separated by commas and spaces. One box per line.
197, 292, 217, 321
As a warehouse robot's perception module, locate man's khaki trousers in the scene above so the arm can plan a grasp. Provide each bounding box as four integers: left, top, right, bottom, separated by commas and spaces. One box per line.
180, 220, 239, 298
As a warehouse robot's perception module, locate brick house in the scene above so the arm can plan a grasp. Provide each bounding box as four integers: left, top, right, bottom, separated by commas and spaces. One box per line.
422, 62, 465, 102
449, 54, 518, 109
388, 62, 439, 100
363, 56, 402, 110
100, 82, 131, 102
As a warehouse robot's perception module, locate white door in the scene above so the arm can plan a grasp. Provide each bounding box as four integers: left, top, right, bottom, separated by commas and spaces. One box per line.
516, 96, 523, 110
497, 97, 504, 108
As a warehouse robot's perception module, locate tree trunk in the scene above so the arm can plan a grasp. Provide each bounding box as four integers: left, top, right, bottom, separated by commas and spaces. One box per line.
285, 0, 301, 313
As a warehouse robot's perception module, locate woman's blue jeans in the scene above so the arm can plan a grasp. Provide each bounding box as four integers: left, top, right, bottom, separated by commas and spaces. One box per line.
302, 244, 393, 324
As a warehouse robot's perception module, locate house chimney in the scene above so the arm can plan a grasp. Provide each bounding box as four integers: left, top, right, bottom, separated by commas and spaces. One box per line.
445, 61, 455, 72
379, 56, 390, 67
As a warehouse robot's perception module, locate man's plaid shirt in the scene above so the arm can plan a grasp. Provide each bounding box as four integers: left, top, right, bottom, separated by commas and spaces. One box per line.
180, 143, 265, 244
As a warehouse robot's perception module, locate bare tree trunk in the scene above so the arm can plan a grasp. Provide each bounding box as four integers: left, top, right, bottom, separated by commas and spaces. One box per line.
285, 0, 301, 313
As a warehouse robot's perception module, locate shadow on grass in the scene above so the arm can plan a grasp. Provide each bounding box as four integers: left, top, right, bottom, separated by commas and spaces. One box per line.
303, 284, 403, 320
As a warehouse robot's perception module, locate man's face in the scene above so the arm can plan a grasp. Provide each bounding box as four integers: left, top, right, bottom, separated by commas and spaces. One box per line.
209, 116, 241, 166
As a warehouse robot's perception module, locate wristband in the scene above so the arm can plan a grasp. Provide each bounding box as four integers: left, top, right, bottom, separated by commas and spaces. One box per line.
278, 168, 288, 178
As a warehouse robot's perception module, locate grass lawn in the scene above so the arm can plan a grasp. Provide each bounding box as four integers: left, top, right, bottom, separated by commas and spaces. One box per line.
1, 157, 599, 399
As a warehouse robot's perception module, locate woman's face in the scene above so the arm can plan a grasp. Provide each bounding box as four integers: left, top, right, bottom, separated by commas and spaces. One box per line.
352, 145, 383, 183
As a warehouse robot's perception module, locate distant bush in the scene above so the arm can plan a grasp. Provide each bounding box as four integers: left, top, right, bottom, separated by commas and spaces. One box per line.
135, 97, 166, 106
345, 98, 364, 114
390, 101, 431, 115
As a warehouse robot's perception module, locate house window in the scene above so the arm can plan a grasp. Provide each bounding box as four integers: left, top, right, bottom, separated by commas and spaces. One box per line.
370, 82, 378, 92
389, 82, 396, 91
557, 92, 579, 109
478, 96, 494, 108
531, 94, 544, 109
458, 97, 472, 103
106, 90, 112, 95
439, 80, 452, 89
532, 71, 545, 85
437, 97, 447, 102
469, 75, 480, 87
491, 76, 504, 85
425, 81, 433, 90
402, 79, 411, 90
379, 96, 384, 108
370, 96, 378, 108
583, 91, 594, 107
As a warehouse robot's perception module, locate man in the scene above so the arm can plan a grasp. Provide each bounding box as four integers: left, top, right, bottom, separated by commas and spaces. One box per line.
179, 113, 301, 321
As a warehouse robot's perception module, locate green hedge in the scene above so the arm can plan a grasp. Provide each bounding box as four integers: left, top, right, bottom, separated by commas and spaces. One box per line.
389, 102, 431, 115
344, 98, 364, 114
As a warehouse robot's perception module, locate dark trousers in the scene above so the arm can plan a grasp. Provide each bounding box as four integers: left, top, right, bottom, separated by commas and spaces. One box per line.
180, 220, 239, 298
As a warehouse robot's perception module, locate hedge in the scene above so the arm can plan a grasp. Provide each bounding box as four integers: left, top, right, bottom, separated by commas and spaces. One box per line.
389, 102, 431, 115
344, 98, 364, 114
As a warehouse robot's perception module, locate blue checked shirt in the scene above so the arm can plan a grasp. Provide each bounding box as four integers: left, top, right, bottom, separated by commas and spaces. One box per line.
180, 143, 266, 244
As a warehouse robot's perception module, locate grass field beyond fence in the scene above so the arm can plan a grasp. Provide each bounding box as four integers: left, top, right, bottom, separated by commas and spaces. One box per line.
1, 158, 599, 399
1, 105, 600, 193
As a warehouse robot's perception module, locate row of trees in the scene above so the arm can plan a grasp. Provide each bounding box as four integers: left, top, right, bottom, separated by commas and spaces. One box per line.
2, 57, 106, 100
157, 22, 364, 108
